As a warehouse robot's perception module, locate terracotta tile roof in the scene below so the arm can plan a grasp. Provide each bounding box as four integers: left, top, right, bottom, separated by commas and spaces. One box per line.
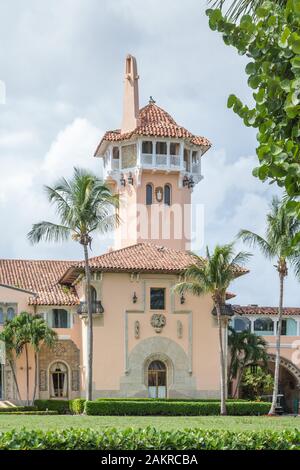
0, 259, 79, 306
60, 243, 248, 284
232, 305, 300, 316
94, 103, 211, 155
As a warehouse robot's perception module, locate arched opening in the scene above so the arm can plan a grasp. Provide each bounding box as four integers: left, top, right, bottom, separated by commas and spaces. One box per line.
49, 362, 68, 398
266, 360, 299, 413
164, 184, 171, 206
148, 360, 167, 398
7, 307, 15, 321
146, 183, 153, 205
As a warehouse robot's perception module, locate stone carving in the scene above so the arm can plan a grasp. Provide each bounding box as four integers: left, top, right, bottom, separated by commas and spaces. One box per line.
39, 369, 47, 391
150, 313, 166, 333
177, 320, 183, 338
155, 186, 163, 203
134, 320, 140, 339
71, 370, 80, 391
53, 343, 66, 357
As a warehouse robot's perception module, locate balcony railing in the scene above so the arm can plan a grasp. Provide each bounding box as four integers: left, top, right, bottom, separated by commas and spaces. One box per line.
77, 301, 104, 315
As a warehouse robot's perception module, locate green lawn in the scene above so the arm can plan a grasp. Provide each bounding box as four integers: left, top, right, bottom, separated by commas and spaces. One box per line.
0, 415, 300, 432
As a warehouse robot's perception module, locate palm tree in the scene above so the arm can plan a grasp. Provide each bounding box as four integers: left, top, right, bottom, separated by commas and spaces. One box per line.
0, 322, 22, 403
207, 0, 286, 21
228, 327, 267, 397
174, 243, 251, 415
30, 315, 57, 404
27, 167, 119, 401
238, 197, 300, 415
12, 312, 33, 405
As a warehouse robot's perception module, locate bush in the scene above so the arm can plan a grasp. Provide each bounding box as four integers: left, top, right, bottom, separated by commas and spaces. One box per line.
85, 400, 270, 416
0, 428, 298, 450
69, 399, 86, 415
34, 400, 70, 414
0, 406, 37, 413
95, 398, 248, 402
0, 411, 58, 415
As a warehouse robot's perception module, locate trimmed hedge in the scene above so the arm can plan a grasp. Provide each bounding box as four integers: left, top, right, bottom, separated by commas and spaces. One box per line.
0, 411, 58, 415
34, 400, 70, 414
69, 399, 86, 415
95, 398, 248, 402
0, 427, 298, 450
85, 400, 270, 416
0, 406, 37, 413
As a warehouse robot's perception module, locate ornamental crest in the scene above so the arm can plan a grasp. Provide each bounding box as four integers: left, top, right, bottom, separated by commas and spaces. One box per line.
155, 186, 163, 203
150, 313, 166, 333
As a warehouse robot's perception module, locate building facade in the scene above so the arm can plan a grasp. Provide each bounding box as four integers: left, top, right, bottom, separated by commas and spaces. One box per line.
0, 55, 300, 409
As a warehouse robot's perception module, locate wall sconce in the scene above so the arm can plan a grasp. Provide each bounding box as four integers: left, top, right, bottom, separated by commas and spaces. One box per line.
120, 174, 126, 186
180, 293, 185, 304
133, 292, 138, 304
188, 177, 195, 189
98, 301, 104, 314
128, 172, 134, 185
182, 175, 189, 187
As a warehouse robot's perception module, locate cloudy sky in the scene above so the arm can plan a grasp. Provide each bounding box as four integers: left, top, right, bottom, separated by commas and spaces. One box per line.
0, 0, 298, 306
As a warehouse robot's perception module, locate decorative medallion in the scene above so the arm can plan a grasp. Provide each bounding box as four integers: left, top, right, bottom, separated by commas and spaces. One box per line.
150, 313, 166, 333
53, 343, 66, 357
155, 186, 163, 203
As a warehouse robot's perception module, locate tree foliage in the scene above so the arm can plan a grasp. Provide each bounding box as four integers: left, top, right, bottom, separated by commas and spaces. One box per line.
207, 1, 300, 202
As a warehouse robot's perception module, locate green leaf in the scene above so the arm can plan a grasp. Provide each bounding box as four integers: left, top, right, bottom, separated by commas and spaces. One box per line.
227, 94, 237, 108
278, 27, 291, 48
245, 62, 256, 75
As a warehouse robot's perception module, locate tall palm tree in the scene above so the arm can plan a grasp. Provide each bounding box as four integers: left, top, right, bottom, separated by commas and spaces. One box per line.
238, 197, 300, 415
228, 327, 267, 397
13, 312, 33, 405
174, 243, 251, 415
207, 0, 286, 20
30, 315, 57, 404
0, 322, 22, 403
28, 167, 119, 401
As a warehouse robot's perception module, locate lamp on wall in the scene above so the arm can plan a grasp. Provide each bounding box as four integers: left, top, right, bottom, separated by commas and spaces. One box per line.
133, 292, 138, 304
182, 175, 189, 187
188, 177, 195, 189
98, 301, 104, 314
128, 172, 134, 185
180, 293, 185, 305
120, 174, 126, 186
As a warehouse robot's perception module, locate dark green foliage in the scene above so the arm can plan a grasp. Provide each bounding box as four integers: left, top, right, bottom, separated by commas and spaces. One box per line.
0, 411, 57, 415
0, 406, 37, 413
34, 400, 70, 414
69, 399, 86, 414
0, 427, 298, 449
85, 400, 270, 416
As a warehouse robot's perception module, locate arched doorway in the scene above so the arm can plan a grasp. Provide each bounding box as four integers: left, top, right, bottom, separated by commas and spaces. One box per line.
148, 360, 167, 398
267, 360, 299, 413
49, 362, 68, 398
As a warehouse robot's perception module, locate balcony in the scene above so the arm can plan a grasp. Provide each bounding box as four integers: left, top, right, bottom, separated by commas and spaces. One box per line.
77, 301, 104, 315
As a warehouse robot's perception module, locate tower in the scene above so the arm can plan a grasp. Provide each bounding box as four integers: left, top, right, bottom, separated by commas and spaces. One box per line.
94, 54, 211, 251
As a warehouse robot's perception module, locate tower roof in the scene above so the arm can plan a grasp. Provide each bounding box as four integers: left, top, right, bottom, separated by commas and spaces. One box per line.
94, 102, 211, 156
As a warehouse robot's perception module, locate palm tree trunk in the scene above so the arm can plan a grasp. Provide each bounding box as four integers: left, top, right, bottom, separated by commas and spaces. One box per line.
8, 357, 21, 403
269, 271, 284, 416
83, 243, 93, 402
233, 363, 245, 398
32, 351, 38, 404
25, 343, 29, 406
216, 304, 227, 415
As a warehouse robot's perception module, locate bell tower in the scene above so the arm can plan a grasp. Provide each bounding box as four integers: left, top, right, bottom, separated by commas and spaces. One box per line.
94, 55, 211, 252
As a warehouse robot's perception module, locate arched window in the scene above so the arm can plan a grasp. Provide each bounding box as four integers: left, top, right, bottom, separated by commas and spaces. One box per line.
90, 286, 97, 304
7, 307, 15, 321
50, 362, 68, 398
233, 317, 250, 333
164, 184, 171, 206
148, 360, 167, 398
0, 308, 3, 324
146, 184, 153, 205
254, 317, 274, 336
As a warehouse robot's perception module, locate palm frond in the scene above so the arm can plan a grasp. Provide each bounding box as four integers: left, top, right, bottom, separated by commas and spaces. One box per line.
28, 222, 71, 244
207, 0, 286, 21
238, 229, 273, 259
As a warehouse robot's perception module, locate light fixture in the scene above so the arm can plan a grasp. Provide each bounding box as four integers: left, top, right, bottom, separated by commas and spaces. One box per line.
120, 174, 126, 186
188, 177, 195, 189
128, 172, 134, 185
182, 175, 189, 187
133, 292, 138, 304
180, 293, 185, 304
98, 301, 104, 314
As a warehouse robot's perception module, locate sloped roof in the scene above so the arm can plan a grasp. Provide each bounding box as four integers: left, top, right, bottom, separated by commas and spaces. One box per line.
0, 259, 79, 306
232, 305, 300, 316
60, 243, 248, 284
94, 103, 211, 156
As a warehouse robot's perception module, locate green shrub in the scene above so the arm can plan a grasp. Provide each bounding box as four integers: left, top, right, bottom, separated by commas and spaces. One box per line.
85, 400, 270, 416
34, 400, 70, 414
0, 406, 37, 413
69, 399, 86, 415
0, 411, 58, 415
95, 398, 248, 402
0, 427, 298, 450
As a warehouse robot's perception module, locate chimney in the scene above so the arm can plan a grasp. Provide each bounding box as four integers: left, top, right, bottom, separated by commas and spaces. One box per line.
121, 54, 140, 133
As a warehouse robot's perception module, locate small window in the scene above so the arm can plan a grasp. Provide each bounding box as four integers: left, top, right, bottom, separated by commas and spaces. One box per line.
233, 317, 250, 333
7, 308, 15, 321
112, 147, 119, 159
0, 308, 3, 324
156, 142, 167, 155
146, 184, 153, 205
192, 151, 198, 164
52, 309, 69, 328
184, 149, 190, 171
280, 318, 297, 336
142, 141, 153, 154
90, 286, 97, 304
254, 317, 274, 336
150, 288, 165, 310
170, 143, 179, 155
164, 184, 171, 206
